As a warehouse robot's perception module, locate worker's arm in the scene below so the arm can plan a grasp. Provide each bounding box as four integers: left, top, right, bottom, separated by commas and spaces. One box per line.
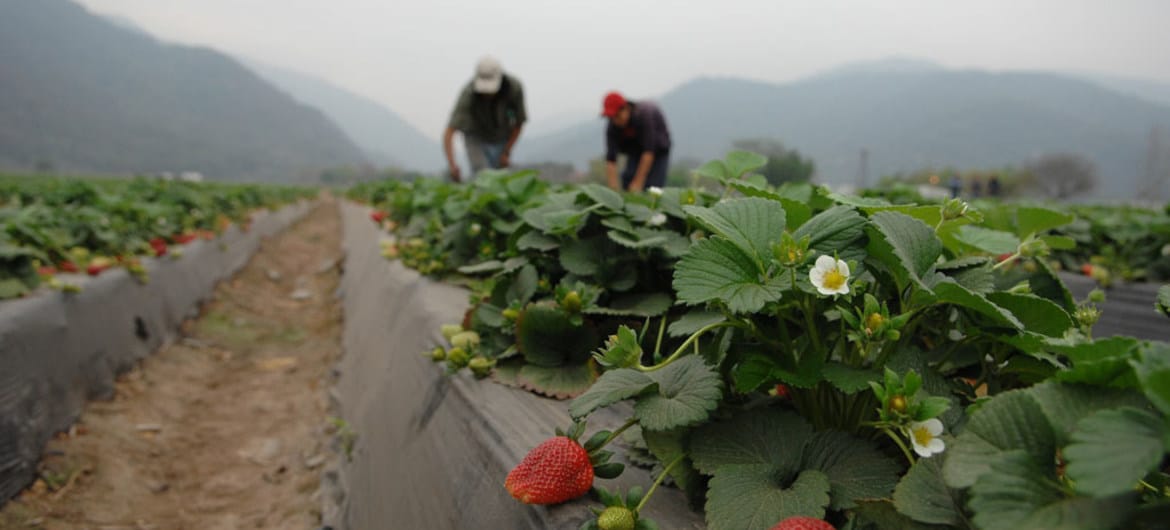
606, 161, 619, 191
500, 125, 523, 168
442, 127, 461, 182
627, 151, 656, 192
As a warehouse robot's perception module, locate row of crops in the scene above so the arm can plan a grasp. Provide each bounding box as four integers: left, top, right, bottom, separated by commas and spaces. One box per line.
0, 174, 315, 299
349, 152, 1170, 530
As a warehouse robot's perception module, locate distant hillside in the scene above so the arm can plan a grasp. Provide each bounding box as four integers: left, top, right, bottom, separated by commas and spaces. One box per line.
522, 63, 1170, 199
247, 61, 442, 171
0, 0, 366, 181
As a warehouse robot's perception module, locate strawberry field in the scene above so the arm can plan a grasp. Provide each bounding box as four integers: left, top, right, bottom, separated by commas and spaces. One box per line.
349, 151, 1170, 530
0, 175, 314, 299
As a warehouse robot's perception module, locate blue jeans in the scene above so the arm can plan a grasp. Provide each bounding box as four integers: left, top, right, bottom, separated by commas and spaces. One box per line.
621, 152, 670, 190
464, 136, 507, 174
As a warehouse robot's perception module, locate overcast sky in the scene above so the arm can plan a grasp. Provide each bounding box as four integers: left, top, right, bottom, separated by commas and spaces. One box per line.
75, 0, 1170, 140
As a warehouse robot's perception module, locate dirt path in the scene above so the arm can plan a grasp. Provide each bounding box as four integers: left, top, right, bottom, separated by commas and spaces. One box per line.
0, 201, 343, 530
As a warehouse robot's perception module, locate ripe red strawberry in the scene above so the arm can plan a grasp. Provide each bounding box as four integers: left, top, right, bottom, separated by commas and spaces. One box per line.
370, 210, 388, 223
774, 383, 790, 399
86, 263, 104, 276
150, 237, 168, 257
58, 261, 79, 273
770, 516, 835, 530
1081, 263, 1094, 276
505, 436, 594, 505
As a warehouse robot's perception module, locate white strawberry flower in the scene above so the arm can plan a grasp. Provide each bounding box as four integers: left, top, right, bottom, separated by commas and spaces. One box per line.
648, 213, 667, 226
808, 255, 850, 296
648, 186, 664, 196
908, 419, 946, 458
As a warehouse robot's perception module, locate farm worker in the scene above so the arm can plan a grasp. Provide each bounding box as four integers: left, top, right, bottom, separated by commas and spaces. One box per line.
443, 56, 527, 183
601, 91, 672, 192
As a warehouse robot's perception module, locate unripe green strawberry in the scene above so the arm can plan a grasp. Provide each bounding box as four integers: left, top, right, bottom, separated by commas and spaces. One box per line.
562, 290, 582, 313
446, 347, 469, 368
440, 324, 464, 341
505, 436, 594, 505
450, 331, 481, 350
468, 356, 494, 377
890, 394, 908, 414
770, 516, 835, 530
598, 506, 636, 530
429, 347, 447, 362
502, 308, 520, 321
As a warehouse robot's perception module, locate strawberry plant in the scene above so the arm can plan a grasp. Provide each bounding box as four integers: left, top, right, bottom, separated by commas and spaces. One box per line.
0, 174, 313, 298
359, 152, 1170, 530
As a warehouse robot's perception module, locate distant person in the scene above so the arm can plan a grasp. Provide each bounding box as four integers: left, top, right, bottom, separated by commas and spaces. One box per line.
988, 174, 1002, 197
970, 176, 983, 198
948, 175, 962, 198
601, 91, 672, 192
443, 56, 527, 183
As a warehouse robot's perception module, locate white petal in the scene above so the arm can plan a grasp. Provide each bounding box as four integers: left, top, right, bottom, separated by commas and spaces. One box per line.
836, 259, 850, 277
814, 255, 837, 271
922, 418, 944, 436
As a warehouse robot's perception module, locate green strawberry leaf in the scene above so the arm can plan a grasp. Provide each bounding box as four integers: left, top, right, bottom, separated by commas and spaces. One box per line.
1025, 381, 1150, 446
634, 356, 722, 430
705, 467, 830, 530
1131, 342, 1170, 417
516, 231, 559, 251
1051, 338, 1141, 388
732, 353, 781, 393
968, 451, 1136, 530
931, 280, 1023, 329
865, 211, 942, 292
821, 362, 880, 394
1064, 407, 1166, 498
641, 428, 704, 498
503, 264, 538, 306
457, 259, 504, 274
560, 236, 607, 276
514, 363, 598, 400
893, 456, 966, 526
800, 430, 901, 509
1158, 285, 1170, 317
569, 368, 656, 419
683, 198, 786, 264
854, 499, 954, 530
667, 310, 727, 338
1015, 206, 1075, 237
580, 184, 624, 211
952, 225, 1020, 255
690, 408, 811, 474
584, 292, 673, 317
607, 228, 676, 250
674, 237, 787, 313
942, 390, 1055, 489
516, 303, 600, 367
793, 205, 867, 255
986, 292, 1074, 338
725, 150, 768, 179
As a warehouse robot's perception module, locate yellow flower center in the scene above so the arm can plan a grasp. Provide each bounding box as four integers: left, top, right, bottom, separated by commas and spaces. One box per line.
912, 425, 934, 446
788, 248, 798, 262
822, 268, 846, 290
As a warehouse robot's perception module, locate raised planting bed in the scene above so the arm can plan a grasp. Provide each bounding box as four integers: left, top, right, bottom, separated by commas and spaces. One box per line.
0, 200, 313, 503
1062, 273, 1169, 341
329, 201, 704, 529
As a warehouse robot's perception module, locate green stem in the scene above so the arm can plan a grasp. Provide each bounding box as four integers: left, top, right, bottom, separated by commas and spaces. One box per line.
637, 321, 736, 372
596, 418, 639, 451
884, 427, 916, 466
803, 298, 826, 360
635, 454, 685, 513
653, 315, 668, 360
992, 253, 1021, 270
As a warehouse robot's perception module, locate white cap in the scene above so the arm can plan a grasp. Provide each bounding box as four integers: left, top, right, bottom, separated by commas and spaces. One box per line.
473, 56, 503, 94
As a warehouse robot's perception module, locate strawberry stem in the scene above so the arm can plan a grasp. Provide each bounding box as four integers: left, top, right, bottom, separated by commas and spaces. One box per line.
635, 454, 684, 513
637, 321, 737, 372
591, 418, 638, 455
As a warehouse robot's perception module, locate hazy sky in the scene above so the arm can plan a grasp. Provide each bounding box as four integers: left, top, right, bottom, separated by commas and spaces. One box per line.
75, 0, 1170, 140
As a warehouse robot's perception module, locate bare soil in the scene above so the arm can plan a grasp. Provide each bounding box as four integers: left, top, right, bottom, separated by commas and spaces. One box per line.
0, 201, 343, 530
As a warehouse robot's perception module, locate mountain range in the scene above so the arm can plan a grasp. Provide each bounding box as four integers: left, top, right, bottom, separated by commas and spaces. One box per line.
0, 0, 366, 182
518, 59, 1170, 199
2, 0, 1168, 197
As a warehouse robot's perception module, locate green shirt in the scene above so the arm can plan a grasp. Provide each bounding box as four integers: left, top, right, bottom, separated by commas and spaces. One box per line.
447, 74, 527, 143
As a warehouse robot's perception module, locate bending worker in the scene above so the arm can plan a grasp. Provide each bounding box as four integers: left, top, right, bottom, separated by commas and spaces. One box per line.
601, 91, 672, 192
443, 56, 527, 182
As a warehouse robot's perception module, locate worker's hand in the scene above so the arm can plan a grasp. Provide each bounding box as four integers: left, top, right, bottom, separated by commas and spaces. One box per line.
449, 163, 462, 183
499, 151, 511, 168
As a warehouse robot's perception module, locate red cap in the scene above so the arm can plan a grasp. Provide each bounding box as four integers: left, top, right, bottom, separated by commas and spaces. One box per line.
601, 91, 626, 117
